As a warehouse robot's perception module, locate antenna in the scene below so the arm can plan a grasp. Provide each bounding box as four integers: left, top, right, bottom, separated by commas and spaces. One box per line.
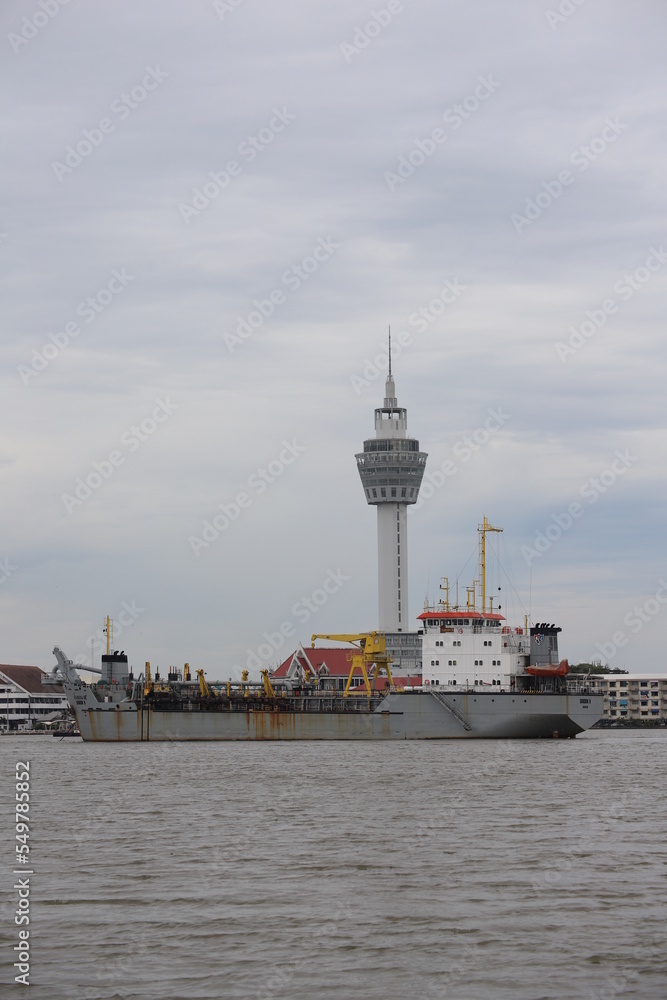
388, 325, 392, 378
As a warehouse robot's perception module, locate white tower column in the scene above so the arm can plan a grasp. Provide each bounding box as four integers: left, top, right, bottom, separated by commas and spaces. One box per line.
377, 502, 409, 630
356, 336, 427, 631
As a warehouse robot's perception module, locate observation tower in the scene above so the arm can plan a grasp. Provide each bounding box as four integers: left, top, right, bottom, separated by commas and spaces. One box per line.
355, 337, 427, 631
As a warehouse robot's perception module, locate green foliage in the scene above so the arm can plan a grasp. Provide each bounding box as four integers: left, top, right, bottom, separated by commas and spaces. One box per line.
569, 662, 628, 675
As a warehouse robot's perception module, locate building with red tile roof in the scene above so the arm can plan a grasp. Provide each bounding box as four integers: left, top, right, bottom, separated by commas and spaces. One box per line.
271, 644, 421, 691
0, 664, 68, 729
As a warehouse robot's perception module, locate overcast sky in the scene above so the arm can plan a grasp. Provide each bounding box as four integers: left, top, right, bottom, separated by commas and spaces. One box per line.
1, 0, 666, 678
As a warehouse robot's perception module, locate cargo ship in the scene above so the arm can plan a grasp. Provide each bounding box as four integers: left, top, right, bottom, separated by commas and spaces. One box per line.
49, 520, 603, 740
50, 639, 601, 741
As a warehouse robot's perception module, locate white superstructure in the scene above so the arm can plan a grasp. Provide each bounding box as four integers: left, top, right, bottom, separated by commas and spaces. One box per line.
419, 609, 530, 688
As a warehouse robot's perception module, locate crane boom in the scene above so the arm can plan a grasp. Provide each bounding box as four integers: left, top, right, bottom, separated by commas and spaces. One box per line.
260, 669, 275, 698
310, 632, 393, 697
196, 669, 212, 698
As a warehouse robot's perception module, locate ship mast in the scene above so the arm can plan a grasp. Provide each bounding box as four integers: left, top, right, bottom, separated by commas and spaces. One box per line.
103, 616, 113, 656
439, 576, 450, 610
478, 516, 503, 613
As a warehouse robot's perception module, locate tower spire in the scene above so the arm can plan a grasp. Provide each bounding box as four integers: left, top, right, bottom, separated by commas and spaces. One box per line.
384, 326, 397, 409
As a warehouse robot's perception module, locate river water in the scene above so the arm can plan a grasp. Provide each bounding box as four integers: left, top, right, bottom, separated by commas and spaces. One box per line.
1, 730, 665, 1000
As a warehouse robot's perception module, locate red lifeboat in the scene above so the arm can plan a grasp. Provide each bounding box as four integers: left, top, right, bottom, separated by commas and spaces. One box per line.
525, 658, 569, 678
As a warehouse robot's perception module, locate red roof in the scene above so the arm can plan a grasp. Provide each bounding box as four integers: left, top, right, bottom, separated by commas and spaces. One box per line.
0, 665, 63, 694
273, 647, 353, 678
272, 647, 421, 688
417, 610, 505, 622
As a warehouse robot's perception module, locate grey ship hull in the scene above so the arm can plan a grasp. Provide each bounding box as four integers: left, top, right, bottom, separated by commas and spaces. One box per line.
68, 689, 602, 741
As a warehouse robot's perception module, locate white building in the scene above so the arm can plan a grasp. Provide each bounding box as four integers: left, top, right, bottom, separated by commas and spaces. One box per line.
0, 665, 69, 729
570, 673, 667, 721
355, 343, 427, 632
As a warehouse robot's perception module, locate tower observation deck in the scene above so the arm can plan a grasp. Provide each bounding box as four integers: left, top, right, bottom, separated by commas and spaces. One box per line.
355, 342, 427, 631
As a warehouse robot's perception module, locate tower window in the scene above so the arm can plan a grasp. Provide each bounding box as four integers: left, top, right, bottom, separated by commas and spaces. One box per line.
372, 489, 377, 498
391, 488, 396, 498
380, 488, 386, 498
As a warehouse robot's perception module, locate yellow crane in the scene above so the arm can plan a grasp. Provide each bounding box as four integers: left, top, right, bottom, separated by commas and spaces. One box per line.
260, 669, 275, 698
310, 633, 393, 697
196, 669, 213, 698
144, 661, 153, 697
